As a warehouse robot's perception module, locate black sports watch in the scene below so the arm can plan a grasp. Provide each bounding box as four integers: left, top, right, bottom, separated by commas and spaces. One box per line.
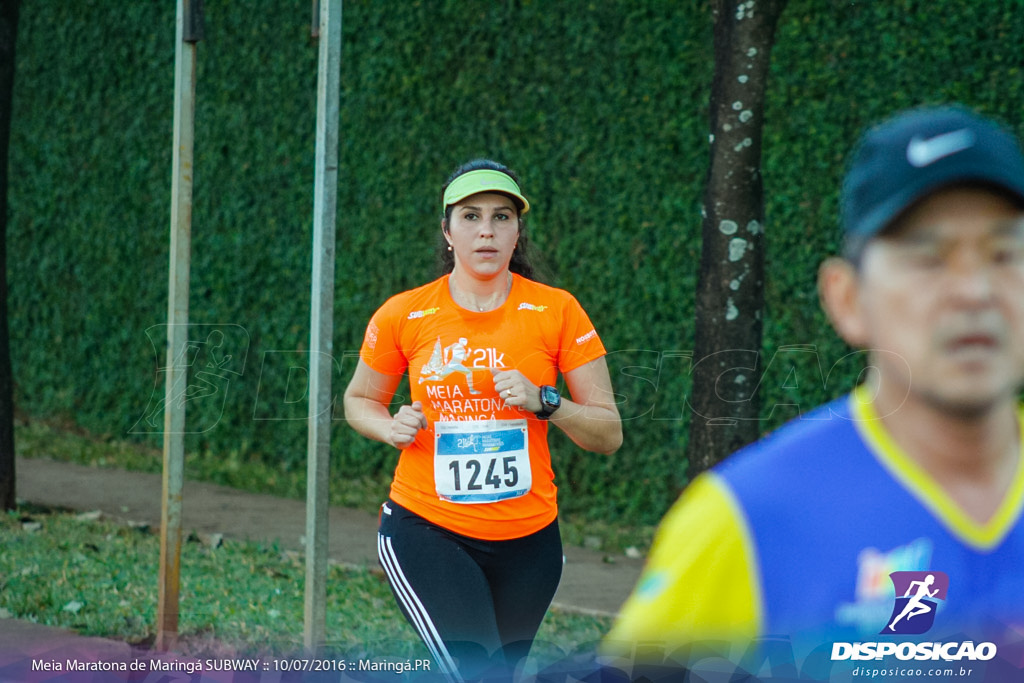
536, 385, 561, 420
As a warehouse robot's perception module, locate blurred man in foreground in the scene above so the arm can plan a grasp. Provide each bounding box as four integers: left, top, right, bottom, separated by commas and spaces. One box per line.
604, 105, 1024, 679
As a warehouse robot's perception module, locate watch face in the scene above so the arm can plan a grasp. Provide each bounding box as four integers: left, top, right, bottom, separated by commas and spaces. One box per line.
541, 385, 560, 408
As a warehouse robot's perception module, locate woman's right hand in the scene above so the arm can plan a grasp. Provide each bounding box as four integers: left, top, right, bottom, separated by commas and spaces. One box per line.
389, 401, 427, 448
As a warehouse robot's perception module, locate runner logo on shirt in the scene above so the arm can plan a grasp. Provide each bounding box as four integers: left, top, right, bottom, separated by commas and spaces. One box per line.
881, 571, 949, 635
418, 336, 507, 396
835, 538, 932, 634
419, 337, 482, 394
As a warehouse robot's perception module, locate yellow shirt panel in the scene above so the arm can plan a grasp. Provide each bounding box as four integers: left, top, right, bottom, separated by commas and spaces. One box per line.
604, 473, 763, 650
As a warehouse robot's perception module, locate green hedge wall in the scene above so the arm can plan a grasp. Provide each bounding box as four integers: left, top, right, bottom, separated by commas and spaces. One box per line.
9, 0, 1024, 526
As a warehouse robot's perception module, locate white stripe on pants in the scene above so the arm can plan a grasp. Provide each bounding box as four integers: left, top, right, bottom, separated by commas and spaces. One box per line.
377, 532, 465, 682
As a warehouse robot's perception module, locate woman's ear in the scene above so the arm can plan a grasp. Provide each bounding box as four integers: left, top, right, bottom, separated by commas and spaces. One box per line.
818, 257, 869, 347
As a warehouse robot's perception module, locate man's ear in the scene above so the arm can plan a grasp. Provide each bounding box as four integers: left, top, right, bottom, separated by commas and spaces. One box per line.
818, 257, 869, 348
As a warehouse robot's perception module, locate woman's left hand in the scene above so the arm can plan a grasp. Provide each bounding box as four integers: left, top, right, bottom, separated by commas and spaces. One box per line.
490, 368, 541, 413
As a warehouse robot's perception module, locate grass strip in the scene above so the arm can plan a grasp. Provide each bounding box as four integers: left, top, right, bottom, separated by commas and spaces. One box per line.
0, 505, 613, 665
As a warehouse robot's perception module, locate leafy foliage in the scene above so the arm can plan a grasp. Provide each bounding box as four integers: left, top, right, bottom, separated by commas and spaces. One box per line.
8, 0, 1024, 526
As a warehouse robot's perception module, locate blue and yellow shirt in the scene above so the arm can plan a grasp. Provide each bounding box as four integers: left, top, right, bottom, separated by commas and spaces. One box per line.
606, 386, 1024, 650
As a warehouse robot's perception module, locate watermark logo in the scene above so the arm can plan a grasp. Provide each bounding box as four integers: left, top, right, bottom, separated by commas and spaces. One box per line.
882, 571, 949, 635
130, 324, 250, 434
832, 569, 997, 666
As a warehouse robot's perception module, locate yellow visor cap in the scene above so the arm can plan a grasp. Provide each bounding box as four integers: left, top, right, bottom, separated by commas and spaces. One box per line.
442, 169, 530, 215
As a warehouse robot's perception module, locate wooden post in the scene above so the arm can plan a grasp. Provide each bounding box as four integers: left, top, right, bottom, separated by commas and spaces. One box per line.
156, 0, 202, 652
304, 0, 341, 653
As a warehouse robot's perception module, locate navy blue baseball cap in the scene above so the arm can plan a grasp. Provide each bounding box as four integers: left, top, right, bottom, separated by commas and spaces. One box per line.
841, 105, 1024, 249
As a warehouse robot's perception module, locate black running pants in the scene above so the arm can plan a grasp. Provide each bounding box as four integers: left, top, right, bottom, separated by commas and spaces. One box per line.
376, 500, 563, 681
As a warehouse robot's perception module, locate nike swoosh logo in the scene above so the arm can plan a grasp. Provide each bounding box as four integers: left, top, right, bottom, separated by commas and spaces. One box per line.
906, 128, 976, 167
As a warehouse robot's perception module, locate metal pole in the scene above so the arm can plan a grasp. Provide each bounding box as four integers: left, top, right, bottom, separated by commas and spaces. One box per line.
157, 0, 202, 652
304, 0, 342, 653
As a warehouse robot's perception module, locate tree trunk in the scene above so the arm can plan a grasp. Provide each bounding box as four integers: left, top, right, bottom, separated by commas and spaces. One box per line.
686, 0, 786, 479
0, 0, 18, 511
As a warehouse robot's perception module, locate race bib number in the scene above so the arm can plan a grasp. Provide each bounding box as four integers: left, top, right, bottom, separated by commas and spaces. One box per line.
434, 420, 532, 504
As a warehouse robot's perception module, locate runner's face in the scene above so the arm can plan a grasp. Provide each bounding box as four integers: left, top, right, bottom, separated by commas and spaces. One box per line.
445, 192, 520, 279
855, 186, 1024, 415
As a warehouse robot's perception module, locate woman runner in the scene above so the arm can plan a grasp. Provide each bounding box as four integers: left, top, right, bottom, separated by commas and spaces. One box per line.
344, 159, 622, 681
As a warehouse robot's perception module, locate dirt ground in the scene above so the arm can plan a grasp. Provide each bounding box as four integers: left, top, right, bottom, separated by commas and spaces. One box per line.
14, 456, 645, 617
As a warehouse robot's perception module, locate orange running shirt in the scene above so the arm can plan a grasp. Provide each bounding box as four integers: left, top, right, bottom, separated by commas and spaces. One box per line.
359, 273, 607, 540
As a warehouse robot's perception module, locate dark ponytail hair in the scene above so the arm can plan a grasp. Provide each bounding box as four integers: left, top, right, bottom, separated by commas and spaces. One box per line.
438, 158, 537, 280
